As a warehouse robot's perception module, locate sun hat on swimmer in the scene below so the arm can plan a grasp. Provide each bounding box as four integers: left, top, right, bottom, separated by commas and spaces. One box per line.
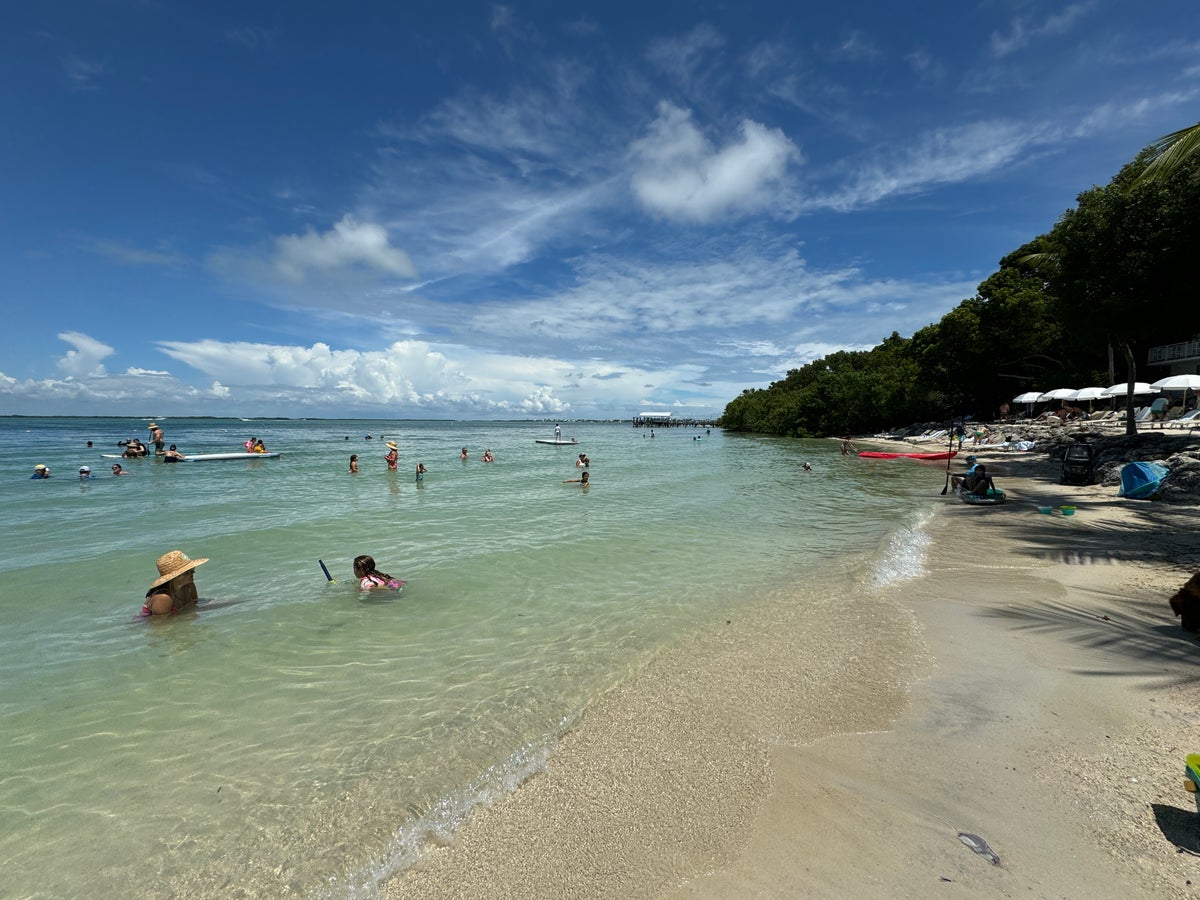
150, 550, 209, 589
386, 441, 398, 449
35, 464, 47, 470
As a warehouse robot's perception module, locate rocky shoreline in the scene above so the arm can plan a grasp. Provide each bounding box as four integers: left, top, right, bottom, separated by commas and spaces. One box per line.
873, 420, 1200, 502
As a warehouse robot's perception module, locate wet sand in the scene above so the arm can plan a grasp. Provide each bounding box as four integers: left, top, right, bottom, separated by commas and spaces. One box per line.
383, 450, 1200, 899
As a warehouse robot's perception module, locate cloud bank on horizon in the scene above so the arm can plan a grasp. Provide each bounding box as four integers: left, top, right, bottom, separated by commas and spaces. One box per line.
3, 2, 1197, 419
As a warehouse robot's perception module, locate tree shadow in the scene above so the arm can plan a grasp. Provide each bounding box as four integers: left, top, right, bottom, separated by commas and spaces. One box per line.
948, 501, 1200, 569
947, 500, 1200, 687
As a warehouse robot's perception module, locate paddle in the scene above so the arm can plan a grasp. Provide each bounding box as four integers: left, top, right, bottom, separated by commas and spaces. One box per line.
940, 424, 956, 494
318, 559, 336, 583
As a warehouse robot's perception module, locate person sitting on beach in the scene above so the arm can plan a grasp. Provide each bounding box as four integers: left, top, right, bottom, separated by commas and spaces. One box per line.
576, 453, 590, 468
481, 449, 494, 462
141, 550, 207, 616
30, 464, 51, 479
564, 471, 590, 486
963, 465, 996, 496
349, 454, 359, 474
353, 555, 405, 592
111, 463, 128, 476
163, 444, 186, 462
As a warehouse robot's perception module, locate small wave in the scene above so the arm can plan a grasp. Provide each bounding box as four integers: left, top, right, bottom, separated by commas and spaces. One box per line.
317, 714, 577, 899
867, 510, 934, 589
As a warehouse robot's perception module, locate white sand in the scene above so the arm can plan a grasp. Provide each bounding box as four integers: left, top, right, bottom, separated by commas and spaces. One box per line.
383, 451, 1200, 899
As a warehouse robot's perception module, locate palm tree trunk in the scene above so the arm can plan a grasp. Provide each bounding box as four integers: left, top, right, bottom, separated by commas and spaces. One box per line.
1123, 343, 1137, 436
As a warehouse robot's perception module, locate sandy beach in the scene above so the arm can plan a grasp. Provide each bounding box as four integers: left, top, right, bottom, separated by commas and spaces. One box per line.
383, 448, 1200, 899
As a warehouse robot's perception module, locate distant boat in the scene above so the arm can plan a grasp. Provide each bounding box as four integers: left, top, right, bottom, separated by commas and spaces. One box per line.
857, 450, 958, 461
535, 438, 579, 445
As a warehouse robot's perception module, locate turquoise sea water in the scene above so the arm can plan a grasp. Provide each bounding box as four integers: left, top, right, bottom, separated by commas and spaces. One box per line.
0, 418, 943, 897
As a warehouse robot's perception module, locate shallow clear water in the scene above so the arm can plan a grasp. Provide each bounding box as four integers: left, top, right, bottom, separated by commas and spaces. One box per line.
0, 418, 944, 897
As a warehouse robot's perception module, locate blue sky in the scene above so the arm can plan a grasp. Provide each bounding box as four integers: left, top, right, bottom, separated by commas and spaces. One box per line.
3, 2, 1197, 419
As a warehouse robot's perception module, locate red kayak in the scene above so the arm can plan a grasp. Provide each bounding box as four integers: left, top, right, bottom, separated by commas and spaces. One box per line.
858, 450, 958, 460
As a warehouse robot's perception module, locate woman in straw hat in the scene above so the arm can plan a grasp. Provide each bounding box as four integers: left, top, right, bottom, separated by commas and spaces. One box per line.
384, 440, 399, 471
140, 550, 208, 617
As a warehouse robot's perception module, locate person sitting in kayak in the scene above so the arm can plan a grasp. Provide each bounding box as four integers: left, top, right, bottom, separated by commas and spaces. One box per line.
950, 455, 979, 493
963, 464, 996, 496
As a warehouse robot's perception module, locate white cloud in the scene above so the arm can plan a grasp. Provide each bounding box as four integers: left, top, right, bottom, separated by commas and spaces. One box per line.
57, 332, 114, 377
272, 215, 417, 283
645, 23, 726, 88
62, 55, 105, 90
991, 2, 1095, 58
630, 102, 799, 223
83, 238, 185, 268
822, 119, 1052, 210
1072, 89, 1200, 138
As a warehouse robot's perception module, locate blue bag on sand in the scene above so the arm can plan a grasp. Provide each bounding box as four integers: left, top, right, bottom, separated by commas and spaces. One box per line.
1118, 461, 1169, 499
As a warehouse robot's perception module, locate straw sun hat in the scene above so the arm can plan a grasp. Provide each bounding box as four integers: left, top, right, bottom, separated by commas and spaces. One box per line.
386, 441, 398, 450
150, 550, 209, 589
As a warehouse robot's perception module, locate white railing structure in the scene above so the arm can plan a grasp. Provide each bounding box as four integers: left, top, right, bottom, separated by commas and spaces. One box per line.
1148, 339, 1200, 365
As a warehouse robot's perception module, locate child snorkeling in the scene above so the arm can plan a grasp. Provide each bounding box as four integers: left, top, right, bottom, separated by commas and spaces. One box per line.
353, 555, 405, 592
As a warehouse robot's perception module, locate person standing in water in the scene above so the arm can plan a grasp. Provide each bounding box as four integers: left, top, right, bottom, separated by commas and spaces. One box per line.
349, 454, 359, 474
148, 422, 165, 455
384, 441, 399, 471
415, 462, 427, 482
140, 550, 208, 617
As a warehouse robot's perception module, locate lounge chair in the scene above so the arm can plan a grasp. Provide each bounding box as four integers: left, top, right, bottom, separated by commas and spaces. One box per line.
909, 429, 948, 443
1166, 409, 1200, 429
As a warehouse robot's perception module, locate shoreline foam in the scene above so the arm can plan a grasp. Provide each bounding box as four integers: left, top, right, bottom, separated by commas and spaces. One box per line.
382, 452, 1200, 899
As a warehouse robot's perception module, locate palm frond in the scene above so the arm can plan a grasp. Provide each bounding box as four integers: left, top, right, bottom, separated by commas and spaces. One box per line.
1137, 121, 1200, 184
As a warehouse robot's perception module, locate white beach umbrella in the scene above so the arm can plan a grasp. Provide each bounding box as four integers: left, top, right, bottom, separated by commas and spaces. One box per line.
1151, 374, 1200, 391
1101, 382, 1161, 397
1150, 374, 1200, 410
1012, 391, 1043, 403
1038, 388, 1077, 402
1068, 386, 1109, 412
